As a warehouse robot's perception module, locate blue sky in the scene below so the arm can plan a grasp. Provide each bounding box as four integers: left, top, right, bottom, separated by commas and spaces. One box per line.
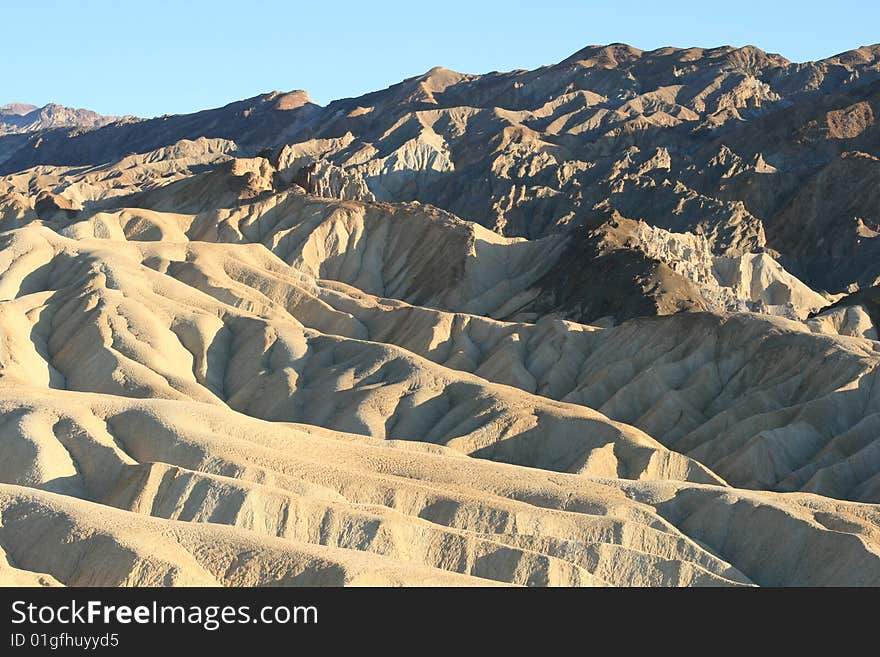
4, 0, 878, 118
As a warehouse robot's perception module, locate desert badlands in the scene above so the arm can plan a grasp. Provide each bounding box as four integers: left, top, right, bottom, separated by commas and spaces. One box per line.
1, 43, 880, 587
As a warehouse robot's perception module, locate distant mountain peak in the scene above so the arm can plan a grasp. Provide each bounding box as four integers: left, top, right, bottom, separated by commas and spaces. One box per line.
0, 102, 121, 136
270, 90, 315, 110
564, 43, 645, 68
0, 102, 38, 116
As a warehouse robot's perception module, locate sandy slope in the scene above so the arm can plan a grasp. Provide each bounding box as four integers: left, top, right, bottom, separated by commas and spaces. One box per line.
1, 389, 879, 586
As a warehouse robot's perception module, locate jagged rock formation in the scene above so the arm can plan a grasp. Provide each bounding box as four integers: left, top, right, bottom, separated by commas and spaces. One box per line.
1, 43, 880, 587
3, 44, 879, 320
0, 103, 122, 137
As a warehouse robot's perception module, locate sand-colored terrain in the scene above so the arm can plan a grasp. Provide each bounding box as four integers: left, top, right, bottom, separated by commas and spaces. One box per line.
2, 43, 880, 586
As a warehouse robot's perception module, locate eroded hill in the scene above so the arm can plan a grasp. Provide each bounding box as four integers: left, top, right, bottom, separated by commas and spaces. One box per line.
1, 44, 880, 586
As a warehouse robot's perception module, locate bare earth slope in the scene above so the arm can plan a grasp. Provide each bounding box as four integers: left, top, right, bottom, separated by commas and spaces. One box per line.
1, 44, 880, 586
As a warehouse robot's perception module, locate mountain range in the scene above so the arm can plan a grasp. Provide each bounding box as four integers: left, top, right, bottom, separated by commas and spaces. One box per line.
1, 43, 879, 587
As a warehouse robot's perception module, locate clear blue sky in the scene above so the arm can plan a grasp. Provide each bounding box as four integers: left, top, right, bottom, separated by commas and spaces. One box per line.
4, 0, 878, 118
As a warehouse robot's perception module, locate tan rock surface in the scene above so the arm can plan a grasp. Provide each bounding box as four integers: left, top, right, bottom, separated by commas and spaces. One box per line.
1, 44, 880, 586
